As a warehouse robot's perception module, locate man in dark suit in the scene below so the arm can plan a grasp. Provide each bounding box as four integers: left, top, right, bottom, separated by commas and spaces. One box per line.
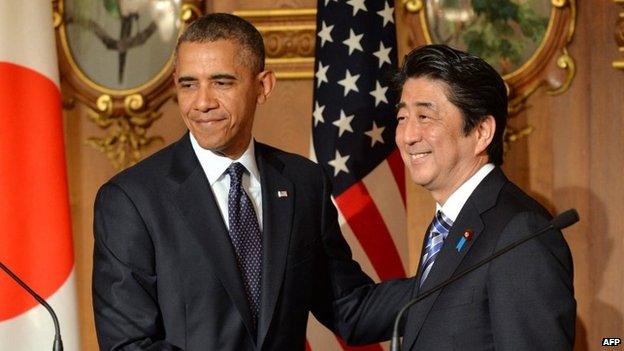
92, 13, 410, 351
376, 44, 575, 350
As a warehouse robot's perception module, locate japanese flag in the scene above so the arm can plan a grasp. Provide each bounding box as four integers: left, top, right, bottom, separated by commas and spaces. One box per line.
0, 1, 80, 350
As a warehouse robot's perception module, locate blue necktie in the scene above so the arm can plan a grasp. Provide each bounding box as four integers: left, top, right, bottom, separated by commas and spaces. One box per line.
420, 211, 453, 287
227, 162, 262, 330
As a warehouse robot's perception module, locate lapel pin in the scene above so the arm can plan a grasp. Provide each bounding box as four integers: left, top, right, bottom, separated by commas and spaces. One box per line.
455, 229, 474, 252
277, 190, 288, 198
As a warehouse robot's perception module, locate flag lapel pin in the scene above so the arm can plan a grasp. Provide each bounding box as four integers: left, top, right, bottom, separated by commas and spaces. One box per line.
277, 190, 288, 198
456, 229, 474, 252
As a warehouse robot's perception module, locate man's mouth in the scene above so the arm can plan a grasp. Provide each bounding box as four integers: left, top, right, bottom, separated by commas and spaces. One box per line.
409, 151, 431, 160
192, 116, 227, 125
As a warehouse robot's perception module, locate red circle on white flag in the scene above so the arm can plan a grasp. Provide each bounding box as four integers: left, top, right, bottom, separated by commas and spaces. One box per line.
0, 62, 74, 321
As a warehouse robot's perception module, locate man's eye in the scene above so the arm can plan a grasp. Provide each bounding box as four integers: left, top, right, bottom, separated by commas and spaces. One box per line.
396, 115, 406, 122
214, 80, 233, 87
418, 115, 429, 120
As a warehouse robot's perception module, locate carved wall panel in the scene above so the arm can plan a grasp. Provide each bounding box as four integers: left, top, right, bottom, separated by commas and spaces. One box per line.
235, 8, 317, 79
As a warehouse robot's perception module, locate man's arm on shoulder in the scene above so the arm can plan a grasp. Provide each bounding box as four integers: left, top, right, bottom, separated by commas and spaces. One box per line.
312, 169, 414, 345
93, 182, 180, 351
488, 211, 576, 350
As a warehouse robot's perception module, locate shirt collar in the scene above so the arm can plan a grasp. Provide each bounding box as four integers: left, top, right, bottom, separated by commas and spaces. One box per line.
189, 133, 260, 186
436, 163, 495, 222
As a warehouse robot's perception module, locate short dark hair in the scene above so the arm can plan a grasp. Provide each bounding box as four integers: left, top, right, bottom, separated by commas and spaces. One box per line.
176, 13, 265, 73
393, 44, 508, 166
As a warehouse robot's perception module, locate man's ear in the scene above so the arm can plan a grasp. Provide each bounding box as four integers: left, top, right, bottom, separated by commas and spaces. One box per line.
475, 115, 495, 156
256, 70, 276, 104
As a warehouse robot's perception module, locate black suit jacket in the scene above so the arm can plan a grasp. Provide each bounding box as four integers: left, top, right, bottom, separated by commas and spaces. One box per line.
93, 134, 410, 351
397, 167, 576, 350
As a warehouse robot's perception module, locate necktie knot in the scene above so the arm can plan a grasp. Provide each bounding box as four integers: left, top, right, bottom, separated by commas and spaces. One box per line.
227, 162, 246, 186
420, 210, 453, 287
431, 210, 453, 238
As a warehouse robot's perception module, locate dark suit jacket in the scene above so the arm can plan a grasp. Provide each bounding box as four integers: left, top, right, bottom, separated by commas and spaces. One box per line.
397, 167, 576, 350
93, 134, 410, 351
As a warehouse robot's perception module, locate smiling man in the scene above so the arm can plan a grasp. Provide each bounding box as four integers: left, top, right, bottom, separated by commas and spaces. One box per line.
91, 13, 410, 351
391, 45, 576, 350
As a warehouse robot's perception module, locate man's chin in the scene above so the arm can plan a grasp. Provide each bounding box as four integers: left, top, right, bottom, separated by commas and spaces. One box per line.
193, 136, 222, 152
408, 171, 433, 188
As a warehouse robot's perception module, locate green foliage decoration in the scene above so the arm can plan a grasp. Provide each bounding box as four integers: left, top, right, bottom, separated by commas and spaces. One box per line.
437, 0, 549, 73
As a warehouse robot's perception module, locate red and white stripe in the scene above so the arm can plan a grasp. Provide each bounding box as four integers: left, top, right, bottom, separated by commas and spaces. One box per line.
308, 144, 407, 351
0, 1, 79, 350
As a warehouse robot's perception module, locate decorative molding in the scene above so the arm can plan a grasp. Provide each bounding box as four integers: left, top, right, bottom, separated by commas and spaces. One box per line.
401, 0, 577, 148
503, 125, 534, 154
85, 94, 167, 169
53, 0, 206, 170
234, 9, 317, 79
546, 47, 575, 95
181, 3, 203, 22
403, 0, 423, 13
263, 28, 316, 58
614, 0, 624, 70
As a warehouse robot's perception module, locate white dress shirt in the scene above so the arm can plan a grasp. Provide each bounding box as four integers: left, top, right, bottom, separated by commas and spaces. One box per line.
437, 164, 495, 222
190, 133, 263, 231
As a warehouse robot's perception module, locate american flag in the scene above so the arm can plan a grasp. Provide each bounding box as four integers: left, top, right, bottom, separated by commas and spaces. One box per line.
307, 0, 407, 350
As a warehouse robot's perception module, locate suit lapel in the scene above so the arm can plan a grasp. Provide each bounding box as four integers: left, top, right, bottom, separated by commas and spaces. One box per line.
421, 202, 485, 293
402, 203, 484, 350
400, 220, 432, 349
255, 143, 294, 349
403, 168, 507, 350
169, 135, 255, 337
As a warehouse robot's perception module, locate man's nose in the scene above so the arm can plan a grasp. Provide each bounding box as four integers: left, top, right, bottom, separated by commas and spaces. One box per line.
194, 86, 218, 112
401, 118, 422, 144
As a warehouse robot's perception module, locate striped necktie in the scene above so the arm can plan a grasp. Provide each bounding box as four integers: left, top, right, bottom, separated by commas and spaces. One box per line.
420, 211, 453, 287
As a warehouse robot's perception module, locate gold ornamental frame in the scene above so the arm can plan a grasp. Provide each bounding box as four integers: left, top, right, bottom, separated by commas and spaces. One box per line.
401, 0, 577, 145
614, 0, 624, 70
53, 0, 205, 170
